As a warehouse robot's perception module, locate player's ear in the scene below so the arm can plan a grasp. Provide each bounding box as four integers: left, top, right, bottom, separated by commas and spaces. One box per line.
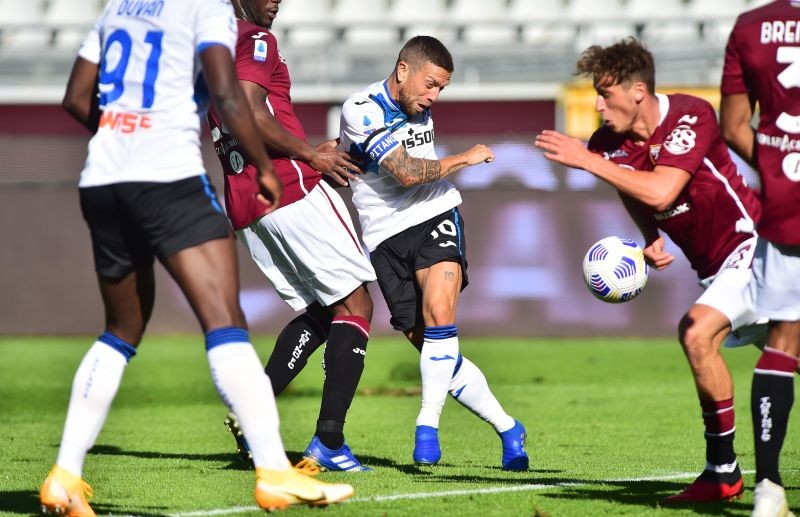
396, 61, 409, 83
634, 82, 645, 103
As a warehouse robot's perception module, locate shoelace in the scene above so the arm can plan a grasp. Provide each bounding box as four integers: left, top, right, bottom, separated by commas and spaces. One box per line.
78, 480, 94, 501
293, 459, 321, 476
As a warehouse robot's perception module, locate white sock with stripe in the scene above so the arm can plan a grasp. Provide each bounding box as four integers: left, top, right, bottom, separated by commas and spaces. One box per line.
449, 355, 515, 433
206, 327, 290, 471
56, 332, 137, 477
417, 325, 459, 428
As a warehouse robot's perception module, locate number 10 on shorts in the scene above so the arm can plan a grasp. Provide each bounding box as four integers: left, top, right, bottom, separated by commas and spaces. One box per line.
430, 220, 458, 248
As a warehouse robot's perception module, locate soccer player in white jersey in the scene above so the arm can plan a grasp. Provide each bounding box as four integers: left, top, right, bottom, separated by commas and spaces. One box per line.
339, 36, 528, 470
38, 0, 352, 514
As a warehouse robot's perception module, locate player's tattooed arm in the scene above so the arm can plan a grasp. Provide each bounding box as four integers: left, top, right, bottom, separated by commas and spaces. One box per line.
381, 144, 494, 187
381, 148, 443, 186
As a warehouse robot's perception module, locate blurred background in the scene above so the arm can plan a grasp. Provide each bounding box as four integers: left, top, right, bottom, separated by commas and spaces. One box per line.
0, 0, 767, 336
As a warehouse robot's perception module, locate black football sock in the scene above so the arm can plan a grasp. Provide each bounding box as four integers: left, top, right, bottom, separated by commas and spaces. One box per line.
752, 347, 797, 485
264, 312, 329, 395
316, 315, 370, 450
698, 398, 739, 482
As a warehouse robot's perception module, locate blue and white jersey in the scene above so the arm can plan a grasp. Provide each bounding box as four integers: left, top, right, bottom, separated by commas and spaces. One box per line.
77, 0, 238, 187
340, 80, 462, 252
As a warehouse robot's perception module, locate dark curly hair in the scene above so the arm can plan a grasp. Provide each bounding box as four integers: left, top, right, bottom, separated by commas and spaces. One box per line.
576, 37, 655, 94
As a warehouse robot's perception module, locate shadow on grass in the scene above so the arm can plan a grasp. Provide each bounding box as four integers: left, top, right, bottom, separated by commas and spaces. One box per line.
90, 444, 571, 479
90, 444, 252, 467
89, 445, 459, 476
539, 479, 750, 515
0, 489, 171, 517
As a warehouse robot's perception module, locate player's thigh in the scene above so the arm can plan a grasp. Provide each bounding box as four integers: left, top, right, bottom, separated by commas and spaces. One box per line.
767, 321, 800, 356
416, 261, 462, 324
750, 238, 800, 321
97, 267, 155, 345
162, 234, 244, 331
126, 175, 241, 330
697, 265, 761, 333
415, 208, 469, 288
237, 224, 314, 311
414, 209, 469, 322
243, 183, 376, 310
370, 240, 420, 332
80, 184, 155, 280
80, 184, 156, 337
680, 302, 732, 350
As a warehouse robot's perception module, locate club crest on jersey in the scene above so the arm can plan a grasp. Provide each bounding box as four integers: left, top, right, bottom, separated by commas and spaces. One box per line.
664, 124, 697, 155
649, 144, 661, 164
253, 39, 267, 62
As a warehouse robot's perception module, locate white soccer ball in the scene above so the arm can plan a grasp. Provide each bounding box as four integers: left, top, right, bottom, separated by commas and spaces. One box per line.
582, 236, 649, 303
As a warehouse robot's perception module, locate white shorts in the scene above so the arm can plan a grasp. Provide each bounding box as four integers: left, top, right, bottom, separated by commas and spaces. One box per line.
694, 237, 768, 348
237, 182, 376, 311
748, 237, 800, 321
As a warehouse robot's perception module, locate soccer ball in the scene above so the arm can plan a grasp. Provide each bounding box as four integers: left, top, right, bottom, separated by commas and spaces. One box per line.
582, 236, 649, 303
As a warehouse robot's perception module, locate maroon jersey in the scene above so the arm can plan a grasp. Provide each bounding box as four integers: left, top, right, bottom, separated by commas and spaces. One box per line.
588, 93, 761, 279
208, 20, 321, 230
722, 1, 800, 245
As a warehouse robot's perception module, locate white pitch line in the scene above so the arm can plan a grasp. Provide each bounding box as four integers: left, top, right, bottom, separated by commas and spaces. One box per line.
166, 469, 756, 517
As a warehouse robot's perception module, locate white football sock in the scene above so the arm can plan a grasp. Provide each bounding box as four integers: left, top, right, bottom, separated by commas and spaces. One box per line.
417, 327, 459, 428
56, 340, 131, 476
449, 356, 515, 433
207, 340, 290, 470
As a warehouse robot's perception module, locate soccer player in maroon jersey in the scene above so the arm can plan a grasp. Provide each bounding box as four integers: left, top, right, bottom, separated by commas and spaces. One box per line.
721, 2, 800, 515
535, 38, 764, 504
208, 0, 377, 471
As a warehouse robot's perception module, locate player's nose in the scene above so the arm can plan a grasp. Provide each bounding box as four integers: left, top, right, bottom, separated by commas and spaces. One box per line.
595, 95, 606, 112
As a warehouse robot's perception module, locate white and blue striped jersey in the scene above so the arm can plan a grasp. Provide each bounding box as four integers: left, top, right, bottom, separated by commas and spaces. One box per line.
340, 80, 462, 252
77, 0, 238, 187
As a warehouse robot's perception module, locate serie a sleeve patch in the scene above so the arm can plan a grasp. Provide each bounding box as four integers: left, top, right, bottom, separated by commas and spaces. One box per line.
253, 39, 267, 62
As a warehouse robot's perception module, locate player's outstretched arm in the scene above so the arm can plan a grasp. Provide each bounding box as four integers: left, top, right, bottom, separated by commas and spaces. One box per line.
62, 57, 101, 132
381, 143, 494, 187
238, 81, 361, 185
201, 45, 282, 211
720, 93, 757, 168
535, 129, 691, 211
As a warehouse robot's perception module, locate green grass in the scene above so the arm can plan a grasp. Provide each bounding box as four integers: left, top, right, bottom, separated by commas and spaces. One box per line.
1, 336, 798, 516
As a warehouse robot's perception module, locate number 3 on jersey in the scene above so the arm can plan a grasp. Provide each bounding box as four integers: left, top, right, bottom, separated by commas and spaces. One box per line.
776, 46, 800, 134
99, 29, 163, 108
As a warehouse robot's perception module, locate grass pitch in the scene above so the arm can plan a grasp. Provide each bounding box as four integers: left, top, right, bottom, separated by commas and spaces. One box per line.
1, 335, 798, 516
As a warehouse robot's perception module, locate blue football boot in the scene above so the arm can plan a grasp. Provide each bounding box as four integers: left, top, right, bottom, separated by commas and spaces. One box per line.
499, 420, 529, 471
301, 436, 371, 472
413, 425, 441, 465
224, 412, 253, 465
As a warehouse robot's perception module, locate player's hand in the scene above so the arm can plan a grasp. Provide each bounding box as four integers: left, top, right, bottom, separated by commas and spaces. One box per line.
315, 138, 340, 153
643, 236, 674, 270
534, 130, 591, 169
464, 144, 494, 166
310, 142, 363, 186
256, 167, 283, 214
